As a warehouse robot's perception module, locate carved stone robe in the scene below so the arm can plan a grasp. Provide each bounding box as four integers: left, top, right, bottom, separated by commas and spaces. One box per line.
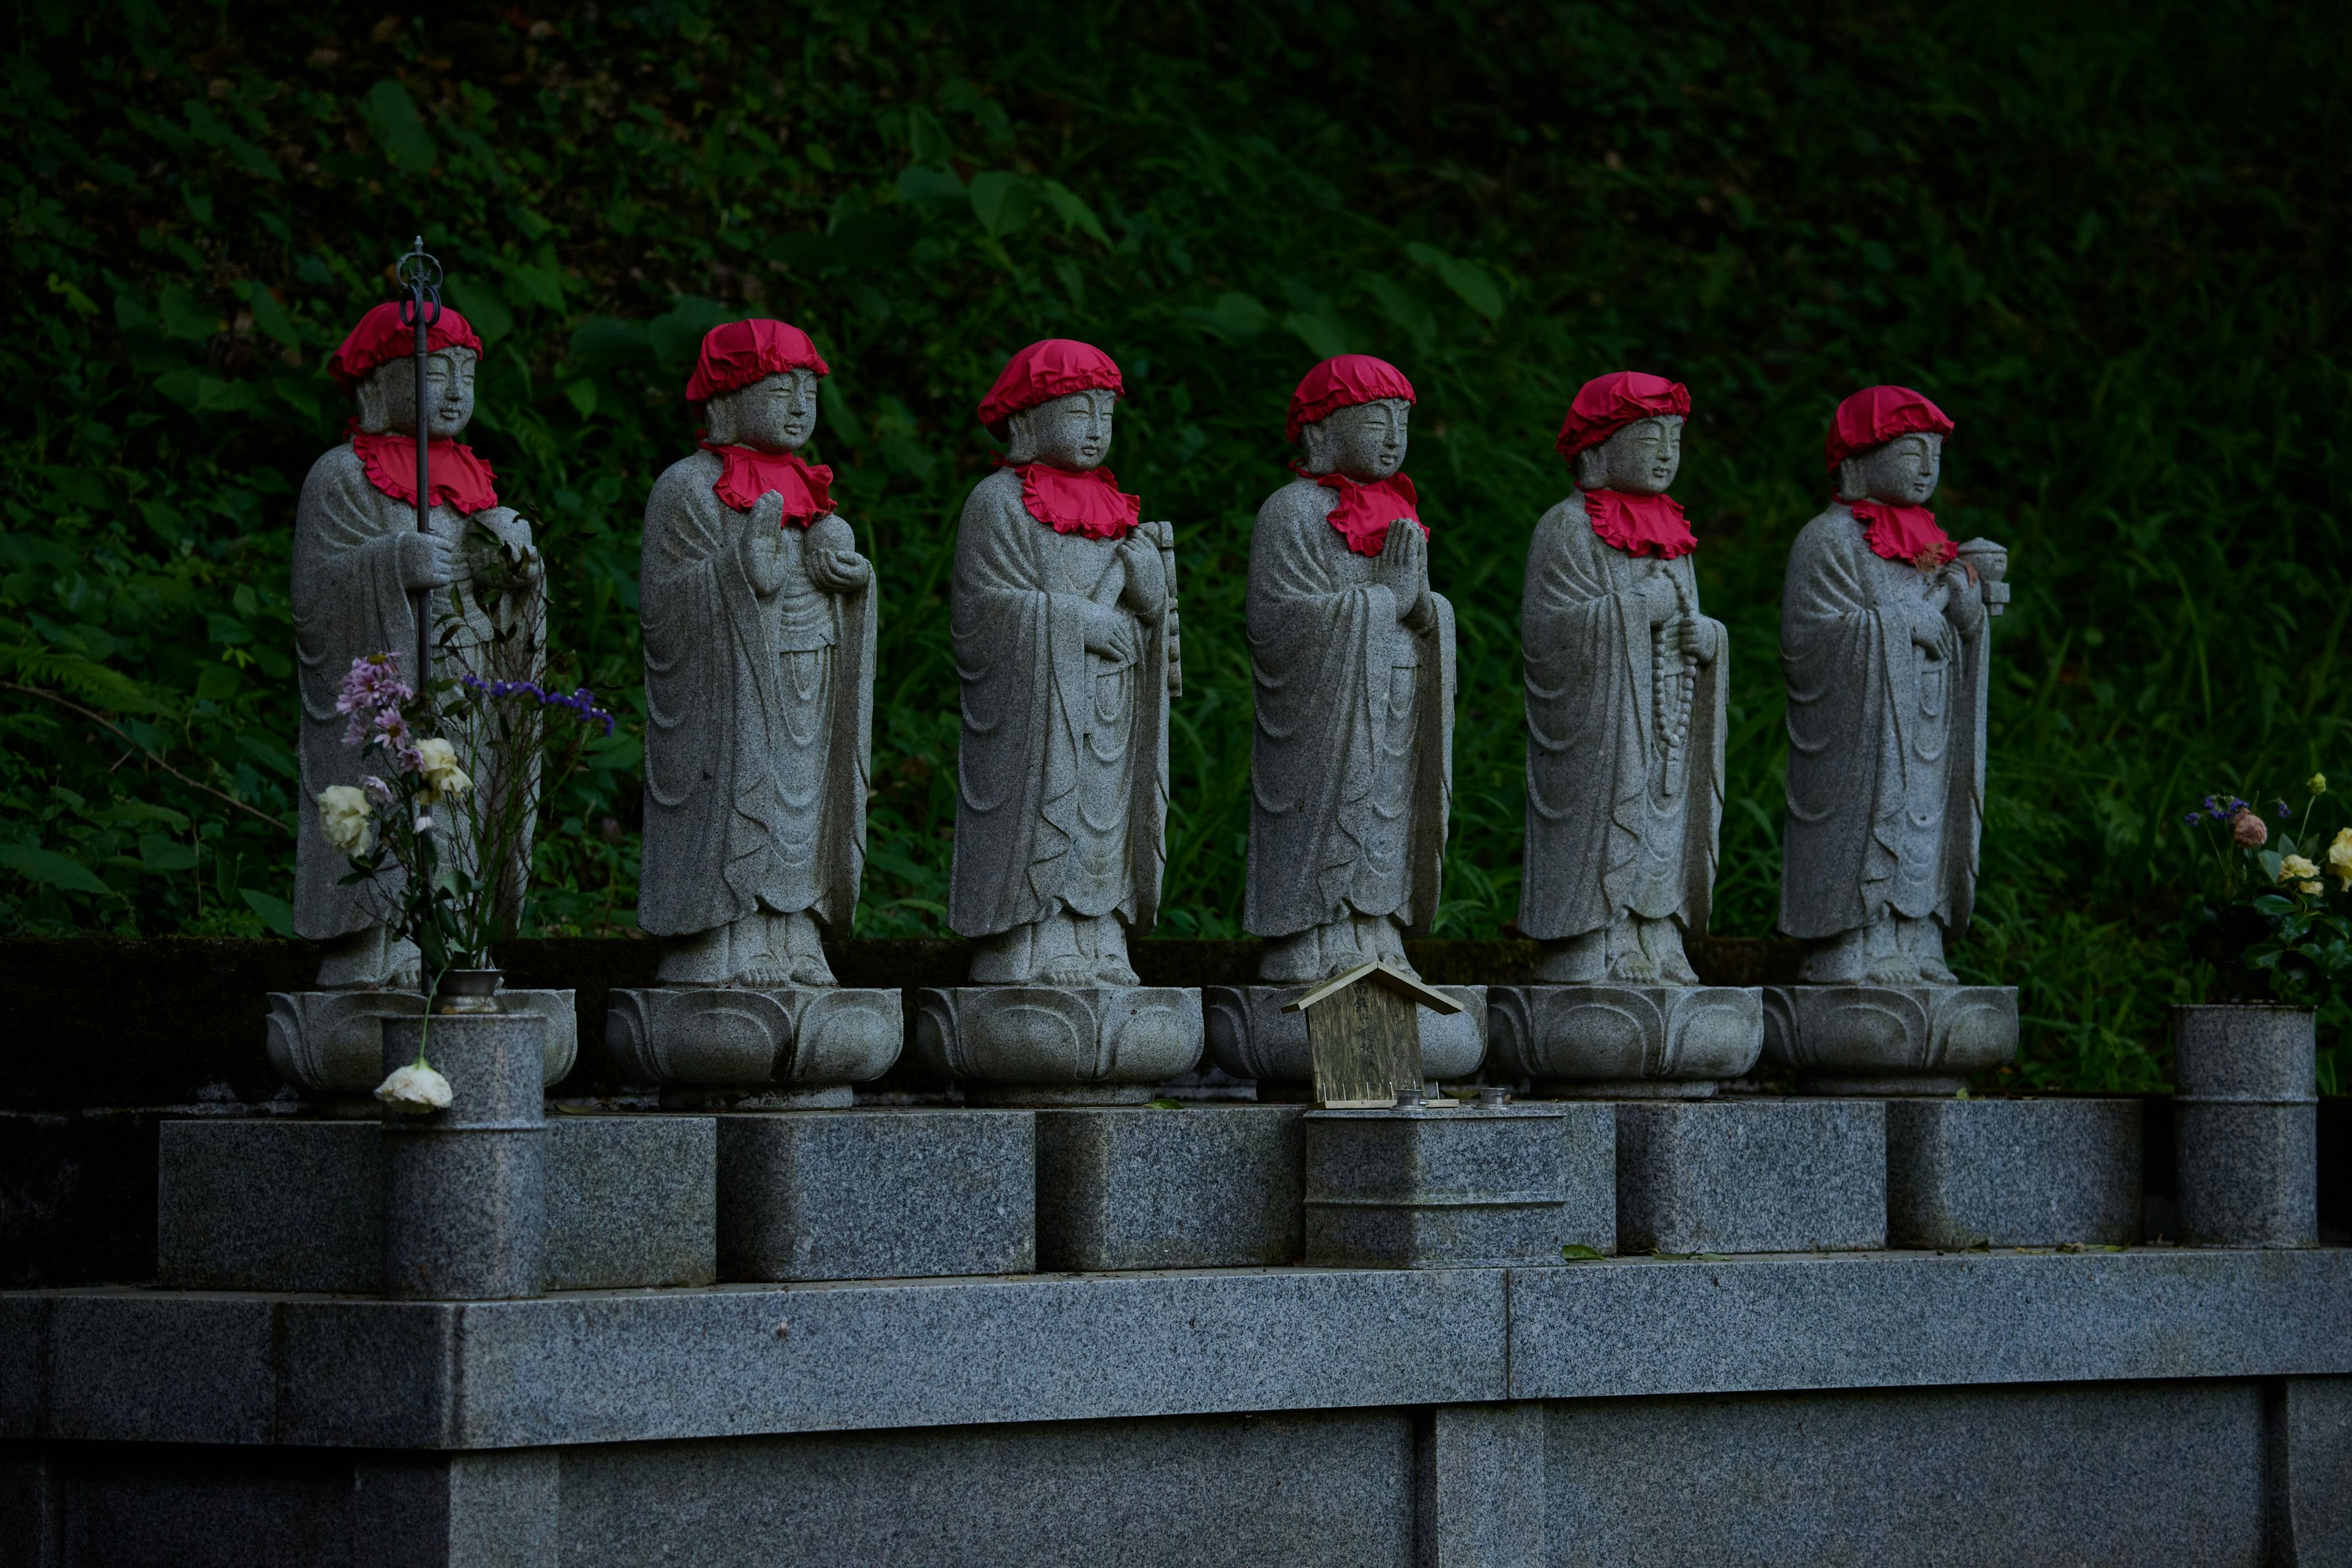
290, 442, 541, 943
638, 451, 873, 938
947, 467, 1171, 939
1779, 503, 1986, 942
1244, 477, 1455, 938
1519, 494, 1725, 941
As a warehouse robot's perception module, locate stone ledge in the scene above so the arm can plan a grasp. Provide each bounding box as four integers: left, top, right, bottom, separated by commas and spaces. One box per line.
4, 1249, 2348, 1452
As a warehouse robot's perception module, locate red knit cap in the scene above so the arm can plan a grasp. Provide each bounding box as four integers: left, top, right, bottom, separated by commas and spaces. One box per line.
1286, 355, 1415, 445
685, 319, 831, 406
1555, 371, 1691, 460
976, 339, 1125, 440
1826, 386, 1953, 472
330, 302, 484, 391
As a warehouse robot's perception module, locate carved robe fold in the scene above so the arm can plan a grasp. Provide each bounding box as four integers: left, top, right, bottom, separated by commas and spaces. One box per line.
948, 467, 1171, 938
1245, 477, 1456, 937
1519, 494, 1725, 941
1779, 503, 1987, 941
639, 450, 874, 938
291, 443, 541, 943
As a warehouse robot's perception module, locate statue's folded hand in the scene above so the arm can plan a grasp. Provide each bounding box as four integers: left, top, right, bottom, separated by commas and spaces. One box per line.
397, 530, 456, 591
1079, 601, 1137, 663
809, 548, 872, 593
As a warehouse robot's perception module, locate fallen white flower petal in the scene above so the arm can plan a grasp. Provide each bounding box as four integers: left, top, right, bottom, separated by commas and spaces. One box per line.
374, 1062, 453, 1113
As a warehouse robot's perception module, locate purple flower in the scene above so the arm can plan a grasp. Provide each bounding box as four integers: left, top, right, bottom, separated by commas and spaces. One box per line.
360, 774, 392, 805
395, 744, 426, 774
2182, 812, 2200, 826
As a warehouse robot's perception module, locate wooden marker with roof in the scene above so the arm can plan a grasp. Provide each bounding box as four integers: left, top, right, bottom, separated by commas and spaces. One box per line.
1280, 960, 1466, 1108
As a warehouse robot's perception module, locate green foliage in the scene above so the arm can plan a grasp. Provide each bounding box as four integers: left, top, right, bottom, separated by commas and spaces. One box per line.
2, 0, 2346, 1094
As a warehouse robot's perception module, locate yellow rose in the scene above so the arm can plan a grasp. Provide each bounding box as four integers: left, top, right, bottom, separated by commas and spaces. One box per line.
2328, 827, 2352, 889
2303, 880, 2327, 896
413, 737, 472, 803
2279, 854, 2318, 883
315, 785, 374, 858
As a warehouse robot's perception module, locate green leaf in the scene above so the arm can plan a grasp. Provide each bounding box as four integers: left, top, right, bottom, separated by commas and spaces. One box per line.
361, 80, 438, 175
648, 296, 733, 363
1561, 1243, 1607, 1261
567, 317, 654, 371
138, 832, 200, 872
0, 842, 111, 895
443, 276, 514, 344
1406, 242, 1506, 321
896, 164, 970, 215
969, 170, 1038, 237
1282, 311, 1352, 360
45, 273, 99, 317
1181, 292, 1272, 340
820, 380, 869, 447
1039, 180, 1110, 245
238, 888, 295, 936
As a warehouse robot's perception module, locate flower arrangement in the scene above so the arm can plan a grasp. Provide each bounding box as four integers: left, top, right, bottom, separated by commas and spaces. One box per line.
318, 651, 614, 1110
2185, 774, 2352, 1006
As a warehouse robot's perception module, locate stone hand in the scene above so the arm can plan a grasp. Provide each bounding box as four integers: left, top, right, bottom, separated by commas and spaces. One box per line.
807, 547, 872, 594
1940, 563, 1986, 631
1080, 601, 1138, 662
737, 492, 789, 596
1689, 614, 1724, 665
1115, 532, 1167, 618
1656, 613, 1687, 659
397, 529, 456, 592
1378, 518, 1431, 624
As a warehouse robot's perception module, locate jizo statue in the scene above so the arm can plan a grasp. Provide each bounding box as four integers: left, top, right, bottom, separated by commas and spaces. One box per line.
292, 304, 543, 989
638, 320, 875, 988
1780, 385, 2003, 986
1520, 372, 1727, 986
948, 339, 1178, 989
1246, 355, 1456, 984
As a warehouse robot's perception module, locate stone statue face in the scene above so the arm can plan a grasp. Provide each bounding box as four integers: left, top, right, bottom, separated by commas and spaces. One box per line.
1839, 432, 1942, 507
356, 347, 477, 440
704, 369, 820, 452
1006, 390, 1115, 469
1575, 415, 1684, 496
1299, 398, 1409, 483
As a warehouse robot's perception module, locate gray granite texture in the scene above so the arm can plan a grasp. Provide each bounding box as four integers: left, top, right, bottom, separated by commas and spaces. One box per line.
1305, 1104, 1579, 1268
1778, 422, 2000, 996
1615, 1097, 1885, 1254
715, 1109, 1035, 1280
1543, 1380, 2261, 1566
1520, 410, 1726, 994
292, 344, 545, 991
638, 364, 876, 995
352, 1449, 559, 1568
910, 985, 1202, 1102
1036, 1104, 1303, 1270
605, 983, 900, 1104
1886, 1096, 2141, 1248
266, 986, 576, 1102
2285, 1376, 2352, 1564
1204, 982, 1485, 1090
1246, 393, 1457, 986
380, 1013, 547, 1300
1760, 982, 2018, 1094
2174, 1003, 2319, 1247
1486, 984, 1760, 1096
157, 1115, 716, 1294
1416, 1401, 1546, 1568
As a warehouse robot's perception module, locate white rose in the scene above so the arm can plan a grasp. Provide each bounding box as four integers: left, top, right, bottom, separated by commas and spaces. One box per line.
374, 1061, 453, 1113
413, 737, 472, 802
315, 785, 374, 857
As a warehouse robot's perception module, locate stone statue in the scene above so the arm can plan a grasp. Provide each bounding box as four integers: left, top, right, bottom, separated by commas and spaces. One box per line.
636, 320, 873, 988
1485, 372, 1760, 1097
1762, 385, 2018, 1093
290, 303, 544, 992
1245, 355, 1456, 984
608, 320, 899, 1106
912, 339, 1200, 1101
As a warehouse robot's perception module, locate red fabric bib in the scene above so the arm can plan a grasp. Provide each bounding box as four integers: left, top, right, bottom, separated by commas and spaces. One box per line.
1850, 500, 1956, 568
1581, 488, 1694, 559
1012, 461, 1140, 541
1295, 464, 1424, 557
701, 443, 835, 524
350, 426, 499, 516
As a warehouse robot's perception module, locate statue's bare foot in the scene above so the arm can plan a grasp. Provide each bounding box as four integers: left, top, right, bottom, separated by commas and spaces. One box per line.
788, 955, 837, 988
1863, 955, 1923, 986
1039, 958, 1099, 987
737, 952, 795, 987
1659, 948, 1702, 986
1607, 952, 1662, 982
1096, 957, 1140, 986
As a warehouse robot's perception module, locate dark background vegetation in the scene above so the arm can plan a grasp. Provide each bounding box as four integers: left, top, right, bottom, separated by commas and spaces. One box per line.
2, 0, 2345, 1091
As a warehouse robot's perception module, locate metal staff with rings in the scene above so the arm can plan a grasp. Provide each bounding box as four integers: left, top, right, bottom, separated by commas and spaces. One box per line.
396, 236, 443, 692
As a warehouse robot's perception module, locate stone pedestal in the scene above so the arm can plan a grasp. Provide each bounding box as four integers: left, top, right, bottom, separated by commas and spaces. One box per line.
2174, 1005, 2318, 1248
606, 986, 902, 1109
1205, 984, 1486, 1098
266, 987, 578, 1106
1303, 1103, 1595, 1267
158, 1115, 718, 1292
1036, 1104, 1304, 1270
1487, 984, 1762, 1098
1615, 1098, 1885, 1254
1886, 1098, 2142, 1248
1760, 984, 2018, 1095
910, 986, 1202, 1104
716, 1109, 1036, 1281
380, 1013, 547, 1300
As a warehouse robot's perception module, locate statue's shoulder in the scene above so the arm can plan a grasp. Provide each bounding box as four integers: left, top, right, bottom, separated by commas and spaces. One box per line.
300, 440, 368, 497
1254, 476, 1330, 532
1534, 494, 1585, 535
647, 450, 724, 514
959, 466, 1026, 525
1788, 503, 1858, 560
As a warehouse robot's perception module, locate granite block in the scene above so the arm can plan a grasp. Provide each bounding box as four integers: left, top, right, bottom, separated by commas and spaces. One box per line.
1035, 1104, 1303, 1271
717, 1109, 1036, 1281
2285, 1376, 2352, 1564
380, 1014, 548, 1301
44, 1294, 276, 1445
545, 1115, 716, 1289
352, 1450, 559, 1568
0, 1296, 46, 1438
1615, 1098, 1885, 1254
1553, 1101, 1618, 1257
2180, 1102, 2318, 1249
1542, 1381, 2263, 1566
47, 1444, 359, 1568
1887, 1097, 2141, 1248
1416, 1402, 1545, 1568
1305, 1106, 1575, 1268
